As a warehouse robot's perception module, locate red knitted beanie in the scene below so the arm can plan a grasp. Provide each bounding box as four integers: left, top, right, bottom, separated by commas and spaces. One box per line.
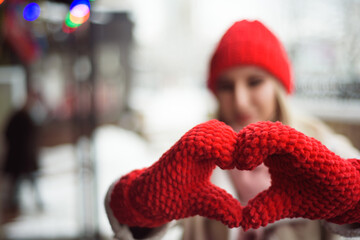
208, 20, 293, 94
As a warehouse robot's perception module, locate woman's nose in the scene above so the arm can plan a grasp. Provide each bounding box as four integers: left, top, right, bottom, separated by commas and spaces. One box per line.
234, 84, 250, 109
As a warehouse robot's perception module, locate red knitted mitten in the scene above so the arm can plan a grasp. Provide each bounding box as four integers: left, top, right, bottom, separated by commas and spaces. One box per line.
236, 121, 360, 230
109, 120, 243, 228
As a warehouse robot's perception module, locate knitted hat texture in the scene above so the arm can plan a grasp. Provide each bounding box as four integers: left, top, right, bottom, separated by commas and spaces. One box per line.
208, 20, 293, 94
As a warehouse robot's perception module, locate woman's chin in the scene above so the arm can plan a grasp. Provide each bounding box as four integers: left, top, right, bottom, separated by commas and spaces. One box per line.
231, 124, 246, 133
232, 121, 253, 132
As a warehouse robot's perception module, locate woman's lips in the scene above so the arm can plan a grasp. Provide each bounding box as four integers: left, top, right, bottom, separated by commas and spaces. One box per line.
236, 114, 252, 123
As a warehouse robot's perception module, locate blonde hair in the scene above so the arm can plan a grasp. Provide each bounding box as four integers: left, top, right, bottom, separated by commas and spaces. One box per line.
273, 82, 331, 139
273, 81, 292, 125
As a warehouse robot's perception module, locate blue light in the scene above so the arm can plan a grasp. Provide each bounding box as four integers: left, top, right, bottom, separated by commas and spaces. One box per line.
70, 0, 90, 11
23, 3, 41, 21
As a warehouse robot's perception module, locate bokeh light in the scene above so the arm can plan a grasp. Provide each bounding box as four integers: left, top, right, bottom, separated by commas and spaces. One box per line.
70, 11, 90, 25
0, 0, 5, 5
70, 4, 90, 24
65, 12, 82, 28
70, 0, 90, 11
23, 3, 41, 21
62, 23, 78, 33
63, 0, 91, 33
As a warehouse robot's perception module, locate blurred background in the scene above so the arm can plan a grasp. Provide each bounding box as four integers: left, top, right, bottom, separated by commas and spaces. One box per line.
0, 0, 360, 239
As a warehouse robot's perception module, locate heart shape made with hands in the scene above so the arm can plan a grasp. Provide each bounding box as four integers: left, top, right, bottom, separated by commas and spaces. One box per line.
109, 120, 360, 230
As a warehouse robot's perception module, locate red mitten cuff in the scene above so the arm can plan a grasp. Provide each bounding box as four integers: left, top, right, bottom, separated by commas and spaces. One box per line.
109, 169, 161, 227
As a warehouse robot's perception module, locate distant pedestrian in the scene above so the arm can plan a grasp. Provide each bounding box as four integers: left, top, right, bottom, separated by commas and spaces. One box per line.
2, 92, 43, 214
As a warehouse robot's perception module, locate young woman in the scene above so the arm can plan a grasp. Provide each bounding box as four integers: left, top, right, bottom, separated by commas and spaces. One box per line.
105, 20, 360, 240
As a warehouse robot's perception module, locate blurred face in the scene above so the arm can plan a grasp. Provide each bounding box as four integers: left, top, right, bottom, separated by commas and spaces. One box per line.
214, 65, 279, 203
215, 65, 278, 132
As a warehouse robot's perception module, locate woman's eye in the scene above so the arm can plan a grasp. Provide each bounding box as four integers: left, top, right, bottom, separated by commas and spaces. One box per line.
217, 81, 234, 91
248, 77, 264, 87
